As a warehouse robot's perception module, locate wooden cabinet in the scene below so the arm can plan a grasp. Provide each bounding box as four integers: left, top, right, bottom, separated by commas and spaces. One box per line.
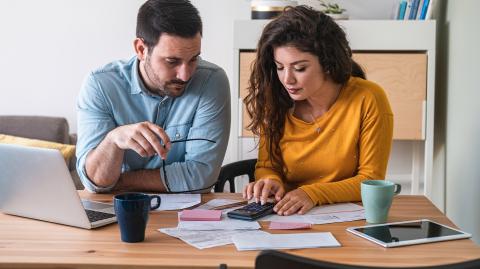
353, 53, 427, 140
239, 51, 427, 140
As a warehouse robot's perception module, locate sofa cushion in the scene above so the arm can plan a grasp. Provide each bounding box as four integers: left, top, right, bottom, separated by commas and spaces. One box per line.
0, 116, 70, 144
0, 134, 75, 163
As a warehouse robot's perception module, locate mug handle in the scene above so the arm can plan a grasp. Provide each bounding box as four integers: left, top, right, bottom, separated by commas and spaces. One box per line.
393, 184, 402, 195
150, 195, 161, 210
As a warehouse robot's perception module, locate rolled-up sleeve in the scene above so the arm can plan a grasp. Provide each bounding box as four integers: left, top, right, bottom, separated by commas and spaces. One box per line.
162, 68, 231, 192
76, 73, 117, 193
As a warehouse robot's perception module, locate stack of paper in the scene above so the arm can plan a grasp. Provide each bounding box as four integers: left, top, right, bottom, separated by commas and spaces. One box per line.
268, 221, 312, 230
176, 215, 261, 230
152, 194, 201, 211
159, 229, 268, 249
260, 202, 365, 224
232, 232, 341, 251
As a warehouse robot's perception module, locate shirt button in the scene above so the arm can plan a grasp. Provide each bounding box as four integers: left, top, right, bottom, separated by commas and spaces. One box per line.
175, 133, 181, 138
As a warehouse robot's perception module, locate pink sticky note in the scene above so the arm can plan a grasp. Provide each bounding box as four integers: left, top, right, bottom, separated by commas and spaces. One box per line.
179, 209, 222, 221
268, 221, 312, 230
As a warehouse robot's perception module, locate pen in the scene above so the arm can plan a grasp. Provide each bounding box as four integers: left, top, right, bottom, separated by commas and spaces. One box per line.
211, 200, 248, 210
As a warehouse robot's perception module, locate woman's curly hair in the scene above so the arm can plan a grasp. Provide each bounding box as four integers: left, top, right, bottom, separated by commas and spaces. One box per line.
244, 5, 364, 179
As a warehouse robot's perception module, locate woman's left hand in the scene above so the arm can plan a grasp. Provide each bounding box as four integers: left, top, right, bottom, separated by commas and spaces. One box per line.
273, 188, 315, 216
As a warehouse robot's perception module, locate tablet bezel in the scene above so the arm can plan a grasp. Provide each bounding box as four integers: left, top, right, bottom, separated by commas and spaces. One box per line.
347, 219, 471, 248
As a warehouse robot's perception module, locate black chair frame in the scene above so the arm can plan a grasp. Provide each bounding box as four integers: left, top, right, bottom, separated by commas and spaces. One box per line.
214, 159, 257, 192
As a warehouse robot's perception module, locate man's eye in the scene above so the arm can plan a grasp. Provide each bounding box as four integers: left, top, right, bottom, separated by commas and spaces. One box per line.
166, 59, 178, 65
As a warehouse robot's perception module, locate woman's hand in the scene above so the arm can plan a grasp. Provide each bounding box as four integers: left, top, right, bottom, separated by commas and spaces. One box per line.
242, 178, 285, 204
273, 188, 314, 216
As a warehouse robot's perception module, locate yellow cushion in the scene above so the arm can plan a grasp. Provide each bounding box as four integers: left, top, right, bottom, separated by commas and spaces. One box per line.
0, 134, 76, 162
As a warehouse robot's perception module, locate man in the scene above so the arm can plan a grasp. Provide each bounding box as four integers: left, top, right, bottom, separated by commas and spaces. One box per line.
76, 0, 230, 193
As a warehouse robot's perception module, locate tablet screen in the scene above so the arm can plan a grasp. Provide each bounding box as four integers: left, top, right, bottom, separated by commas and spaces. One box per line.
353, 220, 465, 243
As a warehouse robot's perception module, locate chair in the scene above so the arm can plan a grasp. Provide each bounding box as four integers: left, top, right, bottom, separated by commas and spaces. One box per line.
254, 250, 480, 269
214, 158, 257, 192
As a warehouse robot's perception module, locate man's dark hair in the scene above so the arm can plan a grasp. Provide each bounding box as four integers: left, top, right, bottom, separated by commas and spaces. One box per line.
136, 0, 202, 49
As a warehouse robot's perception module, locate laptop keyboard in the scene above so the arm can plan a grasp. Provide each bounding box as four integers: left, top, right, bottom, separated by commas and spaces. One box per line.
85, 209, 115, 223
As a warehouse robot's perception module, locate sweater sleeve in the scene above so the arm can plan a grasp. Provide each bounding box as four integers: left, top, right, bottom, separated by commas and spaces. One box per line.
254, 135, 283, 183
300, 89, 394, 205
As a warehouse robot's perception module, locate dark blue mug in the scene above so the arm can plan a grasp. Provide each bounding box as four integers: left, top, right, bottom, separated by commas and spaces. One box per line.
114, 193, 161, 243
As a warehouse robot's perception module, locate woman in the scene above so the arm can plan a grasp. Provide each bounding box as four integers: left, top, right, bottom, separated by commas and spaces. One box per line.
243, 6, 393, 216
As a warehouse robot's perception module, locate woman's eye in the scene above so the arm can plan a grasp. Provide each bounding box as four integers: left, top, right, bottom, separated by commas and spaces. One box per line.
276, 66, 284, 71
294, 66, 306, 72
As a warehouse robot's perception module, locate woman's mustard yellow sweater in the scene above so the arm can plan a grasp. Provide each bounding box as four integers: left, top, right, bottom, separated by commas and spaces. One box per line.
255, 77, 394, 205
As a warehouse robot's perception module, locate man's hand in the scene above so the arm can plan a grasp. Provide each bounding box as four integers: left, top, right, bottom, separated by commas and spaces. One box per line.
273, 188, 314, 216
108, 121, 171, 159
85, 121, 172, 188
242, 178, 285, 205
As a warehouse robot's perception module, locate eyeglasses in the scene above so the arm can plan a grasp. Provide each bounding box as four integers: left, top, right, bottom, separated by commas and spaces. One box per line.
162, 138, 216, 193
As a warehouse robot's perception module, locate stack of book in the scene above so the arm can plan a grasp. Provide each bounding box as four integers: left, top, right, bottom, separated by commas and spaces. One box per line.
395, 0, 434, 20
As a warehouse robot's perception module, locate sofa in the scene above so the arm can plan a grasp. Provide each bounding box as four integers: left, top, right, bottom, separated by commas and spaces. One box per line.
0, 115, 83, 190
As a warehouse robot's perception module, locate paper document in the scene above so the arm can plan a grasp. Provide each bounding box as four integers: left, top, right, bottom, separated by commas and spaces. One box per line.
260, 202, 365, 224
232, 232, 341, 251
176, 211, 261, 230
159, 228, 268, 249
268, 221, 312, 230
196, 199, 246, 210
152, 194, 201, 211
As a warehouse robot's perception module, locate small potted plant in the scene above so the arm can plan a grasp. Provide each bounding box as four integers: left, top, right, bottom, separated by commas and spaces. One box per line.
318, 0, 348, 20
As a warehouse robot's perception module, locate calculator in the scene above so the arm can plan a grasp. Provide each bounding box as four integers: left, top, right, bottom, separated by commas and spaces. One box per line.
226, 202, 275, 221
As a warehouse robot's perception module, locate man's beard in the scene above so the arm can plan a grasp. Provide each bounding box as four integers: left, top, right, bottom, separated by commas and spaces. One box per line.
143, 55, 188, 97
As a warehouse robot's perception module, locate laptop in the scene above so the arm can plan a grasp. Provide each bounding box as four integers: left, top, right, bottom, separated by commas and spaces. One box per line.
0, 144, 117, 229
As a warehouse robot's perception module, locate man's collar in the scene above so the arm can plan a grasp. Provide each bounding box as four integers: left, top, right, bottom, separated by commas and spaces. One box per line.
130, 58, 144, 95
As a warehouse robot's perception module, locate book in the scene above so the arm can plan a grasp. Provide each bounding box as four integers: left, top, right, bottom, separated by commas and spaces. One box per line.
409, 0, 420, 20
397, 0, 407, 20
424, 0, 434, 20
403, 0, 413, 20
416, 0, 425, 19
419, 0, 430, 19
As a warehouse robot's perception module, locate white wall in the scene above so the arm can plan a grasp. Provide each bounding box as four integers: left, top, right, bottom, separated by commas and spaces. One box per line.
0, 0, 396, 135
443, 0, 480, 244
0, 0, 144, 133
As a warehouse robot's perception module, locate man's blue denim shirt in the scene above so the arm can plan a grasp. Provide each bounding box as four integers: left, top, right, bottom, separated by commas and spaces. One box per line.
76, 56, 230, 193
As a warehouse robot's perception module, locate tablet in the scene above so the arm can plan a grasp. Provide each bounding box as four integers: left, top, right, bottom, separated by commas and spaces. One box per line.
347, 219, 471, 248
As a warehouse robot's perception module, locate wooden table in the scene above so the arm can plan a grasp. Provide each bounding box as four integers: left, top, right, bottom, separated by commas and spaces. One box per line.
0, 192, 479, 269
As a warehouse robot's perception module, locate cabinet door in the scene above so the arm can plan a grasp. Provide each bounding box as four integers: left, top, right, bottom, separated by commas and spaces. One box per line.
353, 53, 427, 140
239, 51, 256, 137
239, 51, 427, 140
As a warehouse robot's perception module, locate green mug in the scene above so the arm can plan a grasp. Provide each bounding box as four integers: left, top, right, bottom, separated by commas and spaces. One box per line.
361, 180, 401, 224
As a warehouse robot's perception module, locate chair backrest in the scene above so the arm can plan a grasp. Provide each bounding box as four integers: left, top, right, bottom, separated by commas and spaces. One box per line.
255, 250, 480, 269
214, 159, 257, 192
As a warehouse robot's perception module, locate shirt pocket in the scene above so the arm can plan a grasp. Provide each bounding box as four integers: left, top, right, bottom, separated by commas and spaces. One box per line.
165, 123, 191, 142
164, 123, 192, 163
